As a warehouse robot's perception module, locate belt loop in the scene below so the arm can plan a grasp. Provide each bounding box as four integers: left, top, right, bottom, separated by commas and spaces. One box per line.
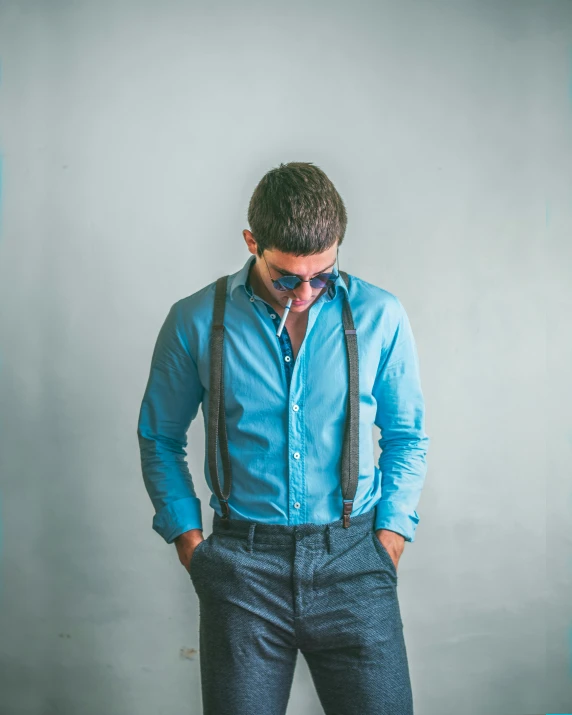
247, 523, 256, 553
326, 524, 331, 554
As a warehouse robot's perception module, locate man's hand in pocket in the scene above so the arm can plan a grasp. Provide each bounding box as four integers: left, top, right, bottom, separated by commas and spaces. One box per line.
174, 529, 204, 574
374, 529, 405, 572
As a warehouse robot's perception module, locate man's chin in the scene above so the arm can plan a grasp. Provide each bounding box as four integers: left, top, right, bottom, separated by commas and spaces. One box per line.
289, 300, 312, 311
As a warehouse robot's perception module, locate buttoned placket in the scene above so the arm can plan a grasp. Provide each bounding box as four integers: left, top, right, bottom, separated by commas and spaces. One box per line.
246, 279, 337, 525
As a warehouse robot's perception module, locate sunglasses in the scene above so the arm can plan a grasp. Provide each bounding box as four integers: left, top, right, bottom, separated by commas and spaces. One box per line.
262, 252, 340, 292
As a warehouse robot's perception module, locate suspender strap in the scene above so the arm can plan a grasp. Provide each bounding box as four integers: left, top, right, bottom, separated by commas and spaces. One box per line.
339, 270, 360, 527
208, 276, 233, 521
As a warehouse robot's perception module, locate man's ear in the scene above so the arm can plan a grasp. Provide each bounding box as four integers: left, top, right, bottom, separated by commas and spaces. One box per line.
243, 229, 258, 255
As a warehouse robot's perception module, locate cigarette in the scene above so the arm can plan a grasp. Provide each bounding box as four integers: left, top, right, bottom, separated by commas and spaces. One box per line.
276, 298, 293, 337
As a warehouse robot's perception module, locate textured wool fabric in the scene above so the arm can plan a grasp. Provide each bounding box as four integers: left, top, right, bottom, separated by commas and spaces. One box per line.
190, 508, 413, 715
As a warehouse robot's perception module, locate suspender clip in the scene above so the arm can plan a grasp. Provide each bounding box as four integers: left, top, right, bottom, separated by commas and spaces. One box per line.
342, 500, 353, 528
220, 500, 230, 521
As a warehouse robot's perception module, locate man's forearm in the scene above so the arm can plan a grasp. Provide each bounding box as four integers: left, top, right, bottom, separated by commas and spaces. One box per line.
174, 528, 203, 545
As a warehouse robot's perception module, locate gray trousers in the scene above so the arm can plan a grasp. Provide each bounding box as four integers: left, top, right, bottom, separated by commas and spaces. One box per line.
189, 508, 414, 715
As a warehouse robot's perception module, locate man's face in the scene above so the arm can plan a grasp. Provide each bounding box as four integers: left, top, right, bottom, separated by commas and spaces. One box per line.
243, 231, 339, 314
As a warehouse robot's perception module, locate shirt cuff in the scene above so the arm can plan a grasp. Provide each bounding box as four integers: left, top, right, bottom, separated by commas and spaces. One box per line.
374, 502, 420, 543
152, 497, 203, 544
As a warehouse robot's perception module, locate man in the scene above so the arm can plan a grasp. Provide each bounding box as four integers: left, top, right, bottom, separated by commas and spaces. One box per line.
137, 162, 429, 715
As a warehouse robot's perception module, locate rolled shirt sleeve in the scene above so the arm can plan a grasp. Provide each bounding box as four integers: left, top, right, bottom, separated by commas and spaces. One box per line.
137, 301, 205, 543
372, 296, 429, 543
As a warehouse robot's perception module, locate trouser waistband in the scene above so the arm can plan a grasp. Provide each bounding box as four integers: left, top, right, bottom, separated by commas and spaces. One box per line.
211, 508, 377, 548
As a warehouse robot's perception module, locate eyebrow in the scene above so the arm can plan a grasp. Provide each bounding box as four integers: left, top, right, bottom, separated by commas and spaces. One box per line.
270, 260, 336, 278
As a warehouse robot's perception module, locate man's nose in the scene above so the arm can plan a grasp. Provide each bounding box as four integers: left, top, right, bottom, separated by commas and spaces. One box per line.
292, 280, 314, 301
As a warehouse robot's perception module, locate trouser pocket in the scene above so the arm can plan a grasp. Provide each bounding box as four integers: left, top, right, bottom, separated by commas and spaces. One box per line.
189, 535, 210, 581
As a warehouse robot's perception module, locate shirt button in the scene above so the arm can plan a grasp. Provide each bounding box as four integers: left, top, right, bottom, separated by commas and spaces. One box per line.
284, 356, 291, 362
270, 313, 276, 319
250, 296, 255, 302
294, 502, 301, 509
293, 452, 300, 459
292, 404, 299, 412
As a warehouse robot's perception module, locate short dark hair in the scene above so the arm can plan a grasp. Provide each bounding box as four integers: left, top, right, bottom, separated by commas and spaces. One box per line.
247, 162, 347, 257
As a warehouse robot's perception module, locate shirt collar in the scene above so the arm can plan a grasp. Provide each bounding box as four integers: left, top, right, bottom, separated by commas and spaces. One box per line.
229, 254, 349, 302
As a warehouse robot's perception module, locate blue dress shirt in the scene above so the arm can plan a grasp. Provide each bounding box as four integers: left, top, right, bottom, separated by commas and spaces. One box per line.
137, 255, 429, 544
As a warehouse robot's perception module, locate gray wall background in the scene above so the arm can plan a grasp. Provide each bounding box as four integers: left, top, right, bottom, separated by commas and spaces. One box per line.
0, 1, 570, 713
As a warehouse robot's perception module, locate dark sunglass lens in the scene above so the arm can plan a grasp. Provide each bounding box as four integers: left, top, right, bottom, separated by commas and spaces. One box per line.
274, 276, 300, 291
309, 272, 338, 288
